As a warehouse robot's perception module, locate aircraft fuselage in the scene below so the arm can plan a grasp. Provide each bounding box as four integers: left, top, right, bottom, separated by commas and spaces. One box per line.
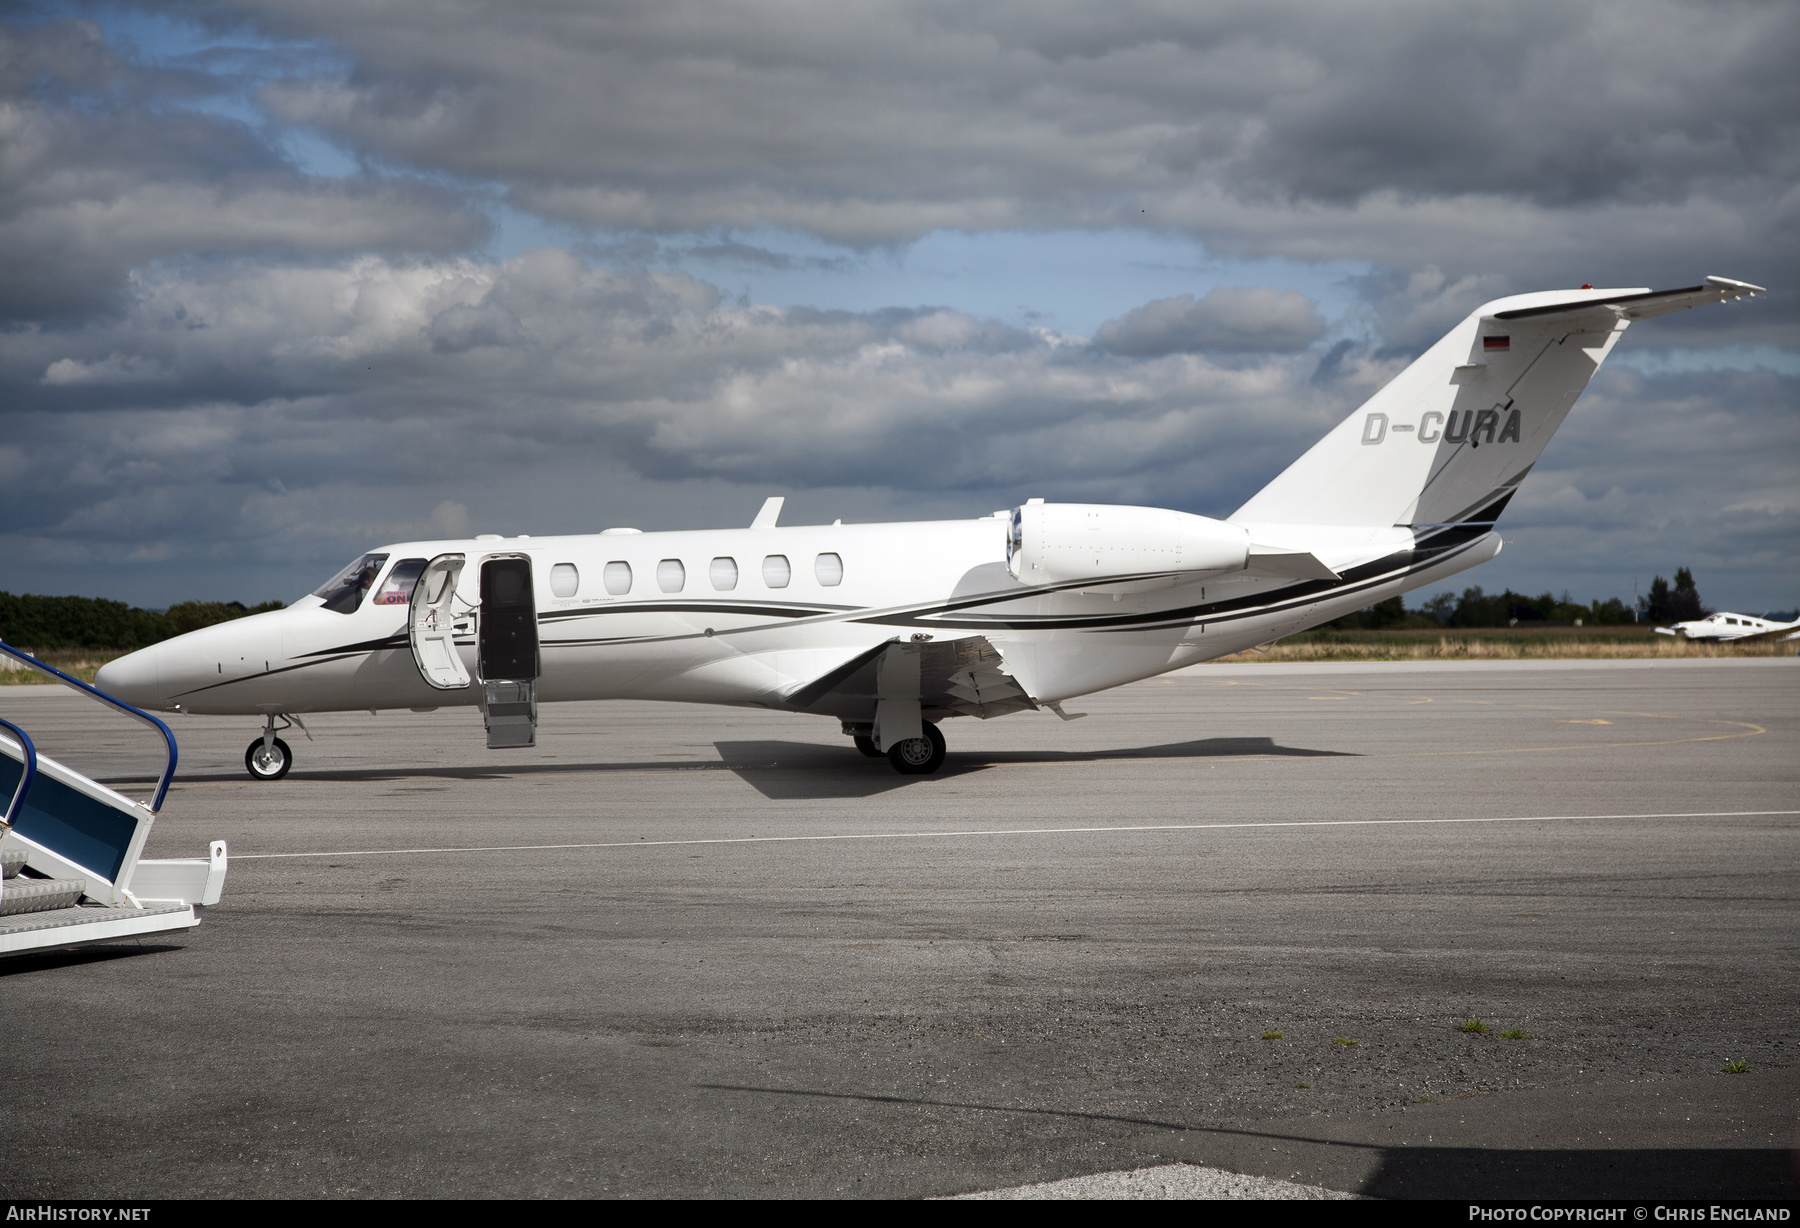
97, 513, 1496, 719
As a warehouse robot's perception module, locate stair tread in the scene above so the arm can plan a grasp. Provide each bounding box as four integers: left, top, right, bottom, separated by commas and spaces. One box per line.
1, 877, 85, 915
0, 901, 189, 937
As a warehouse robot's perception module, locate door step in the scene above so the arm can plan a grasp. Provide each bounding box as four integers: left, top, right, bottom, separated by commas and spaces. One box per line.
482, 679, 537, 748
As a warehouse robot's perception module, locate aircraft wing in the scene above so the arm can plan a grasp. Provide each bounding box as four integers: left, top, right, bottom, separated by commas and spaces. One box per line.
783, 635, 1037, 722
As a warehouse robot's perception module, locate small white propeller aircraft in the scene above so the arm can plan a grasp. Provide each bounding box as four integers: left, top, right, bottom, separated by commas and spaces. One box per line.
96, 276, 1765, 779
1655, 612, 1800, 642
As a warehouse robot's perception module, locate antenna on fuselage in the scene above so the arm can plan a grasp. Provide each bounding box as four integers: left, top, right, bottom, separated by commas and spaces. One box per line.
751, 496, 784, 529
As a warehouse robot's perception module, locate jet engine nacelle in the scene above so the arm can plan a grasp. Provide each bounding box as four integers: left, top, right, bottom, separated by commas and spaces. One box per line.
1006, 502, 1250, 589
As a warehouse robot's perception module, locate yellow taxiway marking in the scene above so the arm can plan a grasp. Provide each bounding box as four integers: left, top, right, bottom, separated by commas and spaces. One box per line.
1561, 719, 1613, 725
235, 810, 1800, 862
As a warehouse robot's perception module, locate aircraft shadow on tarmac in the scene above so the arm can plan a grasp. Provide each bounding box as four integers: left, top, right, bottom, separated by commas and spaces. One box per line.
710, 735, 1356, 800
701, 1084, 1798, 1198
0, 942, 187, 977
108, 735, 1350, 794
1350, 1146, 1797, 1200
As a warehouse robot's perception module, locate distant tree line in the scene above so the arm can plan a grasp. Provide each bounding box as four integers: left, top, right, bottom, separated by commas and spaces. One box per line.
0, 592, 285, 651
1324, 567, 1711, 630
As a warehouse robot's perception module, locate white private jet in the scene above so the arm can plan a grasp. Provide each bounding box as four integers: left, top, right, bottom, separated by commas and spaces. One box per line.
1655, 612, 1800, 642
95, 276, 1765, 780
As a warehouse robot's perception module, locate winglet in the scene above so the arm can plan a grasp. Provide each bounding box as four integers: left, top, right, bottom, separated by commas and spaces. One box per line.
751, 496, 784, 529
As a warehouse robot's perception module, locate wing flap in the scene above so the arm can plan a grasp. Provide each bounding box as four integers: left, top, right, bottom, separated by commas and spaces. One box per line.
781, 635, 1035, 721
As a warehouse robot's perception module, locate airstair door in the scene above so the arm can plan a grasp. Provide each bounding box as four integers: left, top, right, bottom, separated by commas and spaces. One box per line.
409, 553, 471, 690
477, 555, 539, 749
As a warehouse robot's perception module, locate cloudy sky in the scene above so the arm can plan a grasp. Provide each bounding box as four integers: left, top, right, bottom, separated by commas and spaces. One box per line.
2, 0, 1795, 612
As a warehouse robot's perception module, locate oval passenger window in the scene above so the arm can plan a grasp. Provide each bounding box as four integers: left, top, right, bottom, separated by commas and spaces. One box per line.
604, 561, 632, 595
657, 559, 686, 593
550, 563, 579, 598
710, 557, 738, 591
814, 553, 843, 586
762, 554, 790, 588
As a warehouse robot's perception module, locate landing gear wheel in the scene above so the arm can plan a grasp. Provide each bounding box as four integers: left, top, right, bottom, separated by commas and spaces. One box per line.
245, 736, 292, 781
852, 735, 882, 758
886, 722, 946, 775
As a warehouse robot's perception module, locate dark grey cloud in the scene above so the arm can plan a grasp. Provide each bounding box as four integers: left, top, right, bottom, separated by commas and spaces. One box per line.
0, 253, 1362, 589
1093, 287, 1323, 356
1473, 364, 1799, 611
0, 17, 487, 320
221, 0, 1800, 326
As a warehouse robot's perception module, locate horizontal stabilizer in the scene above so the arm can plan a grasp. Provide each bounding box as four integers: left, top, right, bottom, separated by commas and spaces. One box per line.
1493, 276, 1764, 324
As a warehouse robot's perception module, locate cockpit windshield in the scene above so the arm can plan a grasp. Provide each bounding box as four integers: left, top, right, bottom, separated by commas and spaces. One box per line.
312, 553, 390, 615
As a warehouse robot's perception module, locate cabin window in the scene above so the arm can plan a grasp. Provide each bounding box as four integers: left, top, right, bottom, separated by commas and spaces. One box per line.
313, 553, 390, 615
710, 557, 739, 591
550, 563, 580, 598
762, 554, 791, 588
373, 558, 428, 606
814, 552, 843, 586
604, 561, 632, 595
657, 559, 686, 593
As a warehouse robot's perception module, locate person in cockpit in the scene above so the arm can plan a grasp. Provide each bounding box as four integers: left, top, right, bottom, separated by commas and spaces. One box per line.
316, 553, 389, 614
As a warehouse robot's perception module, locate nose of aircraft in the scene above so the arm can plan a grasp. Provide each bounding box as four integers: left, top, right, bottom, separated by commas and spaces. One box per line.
95, 644, 163, 709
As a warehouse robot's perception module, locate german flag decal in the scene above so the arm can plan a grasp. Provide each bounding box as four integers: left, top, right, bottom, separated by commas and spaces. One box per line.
1483, 335, 1510, 352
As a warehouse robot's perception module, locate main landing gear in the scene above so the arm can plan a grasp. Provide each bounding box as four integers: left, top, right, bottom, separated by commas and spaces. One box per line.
851, 723, 947, 775
245, 713, 309, 781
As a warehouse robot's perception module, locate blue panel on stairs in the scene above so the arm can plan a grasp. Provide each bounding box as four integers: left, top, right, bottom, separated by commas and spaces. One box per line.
0, 754, 135, 882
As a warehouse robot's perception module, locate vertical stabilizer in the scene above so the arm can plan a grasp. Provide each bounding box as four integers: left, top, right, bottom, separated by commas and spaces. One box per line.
1232, 279, 1762, 531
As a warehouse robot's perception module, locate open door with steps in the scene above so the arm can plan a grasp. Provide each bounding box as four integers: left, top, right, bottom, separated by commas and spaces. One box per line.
477, 555, 540, 749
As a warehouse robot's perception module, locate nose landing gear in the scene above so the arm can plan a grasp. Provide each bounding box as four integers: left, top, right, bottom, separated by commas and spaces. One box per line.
245, 735, 291, 780
244, 713, 309, 781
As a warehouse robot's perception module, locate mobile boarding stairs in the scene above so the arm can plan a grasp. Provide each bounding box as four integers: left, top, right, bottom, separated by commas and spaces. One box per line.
1, 641, 226, 957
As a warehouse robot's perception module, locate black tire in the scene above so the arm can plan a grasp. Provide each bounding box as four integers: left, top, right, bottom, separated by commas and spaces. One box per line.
852, 735, 882, 758
245, 736, 293, 781
886, 722, 946, 775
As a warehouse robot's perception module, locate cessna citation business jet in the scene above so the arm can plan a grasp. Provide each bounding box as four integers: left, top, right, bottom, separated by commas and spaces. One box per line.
96, 276, 1763, 780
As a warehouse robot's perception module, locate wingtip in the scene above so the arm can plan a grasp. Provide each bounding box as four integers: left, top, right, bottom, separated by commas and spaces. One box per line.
1705, 275, 1767, 295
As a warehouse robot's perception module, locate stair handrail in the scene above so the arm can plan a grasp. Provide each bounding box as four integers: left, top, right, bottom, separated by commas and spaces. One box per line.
0, 641, 179, 813
0, 716, 37, 832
